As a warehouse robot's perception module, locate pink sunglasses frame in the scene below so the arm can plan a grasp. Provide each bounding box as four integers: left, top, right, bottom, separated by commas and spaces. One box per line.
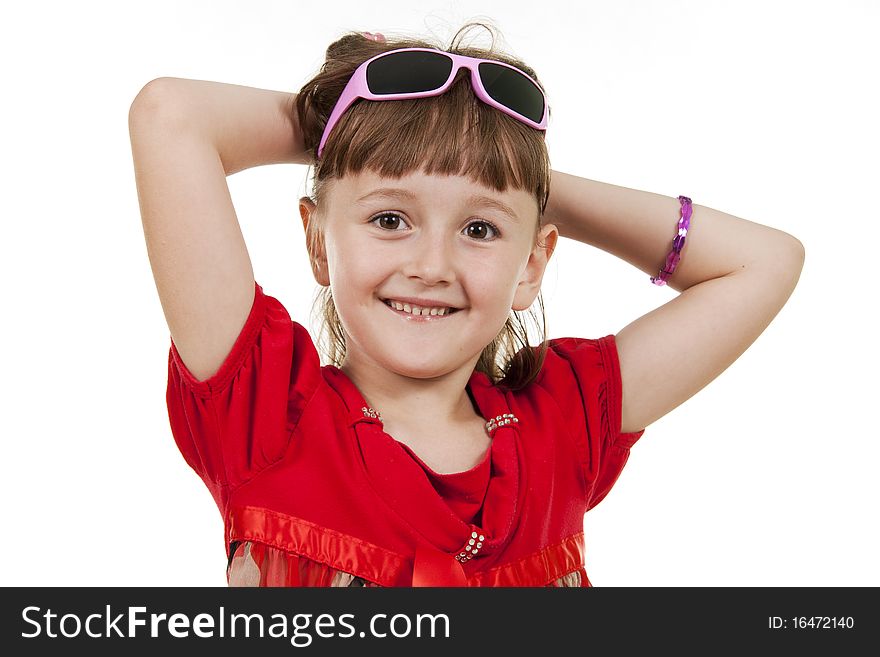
317, 47, 549, 159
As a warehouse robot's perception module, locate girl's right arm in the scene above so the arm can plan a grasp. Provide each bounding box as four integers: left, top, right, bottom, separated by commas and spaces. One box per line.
128, 78, 310, 382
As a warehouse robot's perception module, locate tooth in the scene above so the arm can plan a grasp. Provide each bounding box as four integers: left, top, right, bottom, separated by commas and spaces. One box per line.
386, 300, 454, 316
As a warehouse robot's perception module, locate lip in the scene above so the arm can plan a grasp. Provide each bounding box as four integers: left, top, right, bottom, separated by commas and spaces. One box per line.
380, 296, 462, 309
381, 298, 462, 322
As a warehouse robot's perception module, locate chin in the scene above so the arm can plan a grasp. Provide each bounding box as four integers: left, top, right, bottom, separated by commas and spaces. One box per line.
379, 353, 459, 380
387, 362, 450, 380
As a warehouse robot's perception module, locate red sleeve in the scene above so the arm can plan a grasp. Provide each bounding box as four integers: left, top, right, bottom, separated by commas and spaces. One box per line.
536, 334, 645, 511
165, 281, 322, 513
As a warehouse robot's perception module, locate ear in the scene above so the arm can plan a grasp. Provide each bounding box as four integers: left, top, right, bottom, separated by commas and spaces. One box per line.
299, 197, 330, 286
512, 222, 559, 312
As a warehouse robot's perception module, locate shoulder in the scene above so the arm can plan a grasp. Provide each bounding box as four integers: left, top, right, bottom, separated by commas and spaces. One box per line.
537, 336, 606, 382
532, 335, 642, 435
526, 336, 608, 407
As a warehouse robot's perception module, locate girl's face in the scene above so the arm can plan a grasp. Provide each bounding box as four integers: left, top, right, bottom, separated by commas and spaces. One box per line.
300, 168, 558, 380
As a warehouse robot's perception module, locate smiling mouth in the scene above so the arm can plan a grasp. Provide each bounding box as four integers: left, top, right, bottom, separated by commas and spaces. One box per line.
381, 298, 462, 318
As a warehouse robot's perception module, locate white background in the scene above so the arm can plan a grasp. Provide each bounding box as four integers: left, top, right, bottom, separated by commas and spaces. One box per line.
2, 0, 877, 587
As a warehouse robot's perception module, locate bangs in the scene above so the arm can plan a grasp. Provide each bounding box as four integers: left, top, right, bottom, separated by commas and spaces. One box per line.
316, 73, 550, 216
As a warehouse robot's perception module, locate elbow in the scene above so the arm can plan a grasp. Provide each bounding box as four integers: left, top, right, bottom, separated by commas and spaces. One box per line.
787, 238, 806, 280
129, 78, 189, 127
130, 77, 172, 115
769, 233, 806, 270
778, 231, 805, 261
747, 235, 805, 289
786, 235, 806, 263
778, 237, 806, 290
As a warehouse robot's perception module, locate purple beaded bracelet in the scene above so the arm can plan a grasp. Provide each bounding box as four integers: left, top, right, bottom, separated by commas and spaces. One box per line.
650, 195, 693, 286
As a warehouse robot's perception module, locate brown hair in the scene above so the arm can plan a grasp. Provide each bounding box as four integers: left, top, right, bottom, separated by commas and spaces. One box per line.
294, 22, 553, 392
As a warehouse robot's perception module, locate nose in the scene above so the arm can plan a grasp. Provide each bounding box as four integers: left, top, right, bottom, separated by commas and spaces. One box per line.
401, 225, 457, 286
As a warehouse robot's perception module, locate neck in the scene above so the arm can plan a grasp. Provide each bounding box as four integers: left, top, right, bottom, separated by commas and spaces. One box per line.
339, 354, 482, 429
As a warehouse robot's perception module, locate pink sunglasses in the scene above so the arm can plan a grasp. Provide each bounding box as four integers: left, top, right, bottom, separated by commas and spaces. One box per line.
317, 47, 549, 159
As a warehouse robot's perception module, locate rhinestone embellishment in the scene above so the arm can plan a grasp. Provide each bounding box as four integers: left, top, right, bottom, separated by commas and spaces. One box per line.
455, 531, 486, 562
485, 413, 519, 434
361, 406, 382, 421
361, 406, 516, 433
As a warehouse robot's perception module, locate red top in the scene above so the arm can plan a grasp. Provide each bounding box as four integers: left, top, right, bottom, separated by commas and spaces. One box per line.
166, 282, 645, 587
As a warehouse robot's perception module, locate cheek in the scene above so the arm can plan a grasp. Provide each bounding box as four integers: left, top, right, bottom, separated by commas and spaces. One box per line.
475, 253, 521, 283
466, 264, 519, 306
326, 235, 377, 281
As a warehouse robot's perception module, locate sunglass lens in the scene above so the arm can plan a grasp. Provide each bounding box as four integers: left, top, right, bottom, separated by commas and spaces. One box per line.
367, 51, 453, 94
478, 62, 545, 123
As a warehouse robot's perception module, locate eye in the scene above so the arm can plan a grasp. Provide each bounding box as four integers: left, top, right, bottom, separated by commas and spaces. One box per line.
368, 212, 501, 241
369, 212, 407, 231
464, 220, 501, 241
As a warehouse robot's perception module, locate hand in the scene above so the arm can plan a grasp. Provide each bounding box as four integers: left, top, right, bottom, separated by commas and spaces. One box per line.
361, 31, 386, 42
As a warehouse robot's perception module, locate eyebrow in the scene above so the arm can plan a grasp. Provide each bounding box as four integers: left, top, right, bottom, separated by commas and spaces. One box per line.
355, 187, 520, 222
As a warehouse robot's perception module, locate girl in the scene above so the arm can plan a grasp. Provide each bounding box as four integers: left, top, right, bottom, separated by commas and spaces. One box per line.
128, 24, 804, 587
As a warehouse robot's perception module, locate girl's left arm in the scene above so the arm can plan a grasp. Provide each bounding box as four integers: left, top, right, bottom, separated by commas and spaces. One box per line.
543, 170, 805, 434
